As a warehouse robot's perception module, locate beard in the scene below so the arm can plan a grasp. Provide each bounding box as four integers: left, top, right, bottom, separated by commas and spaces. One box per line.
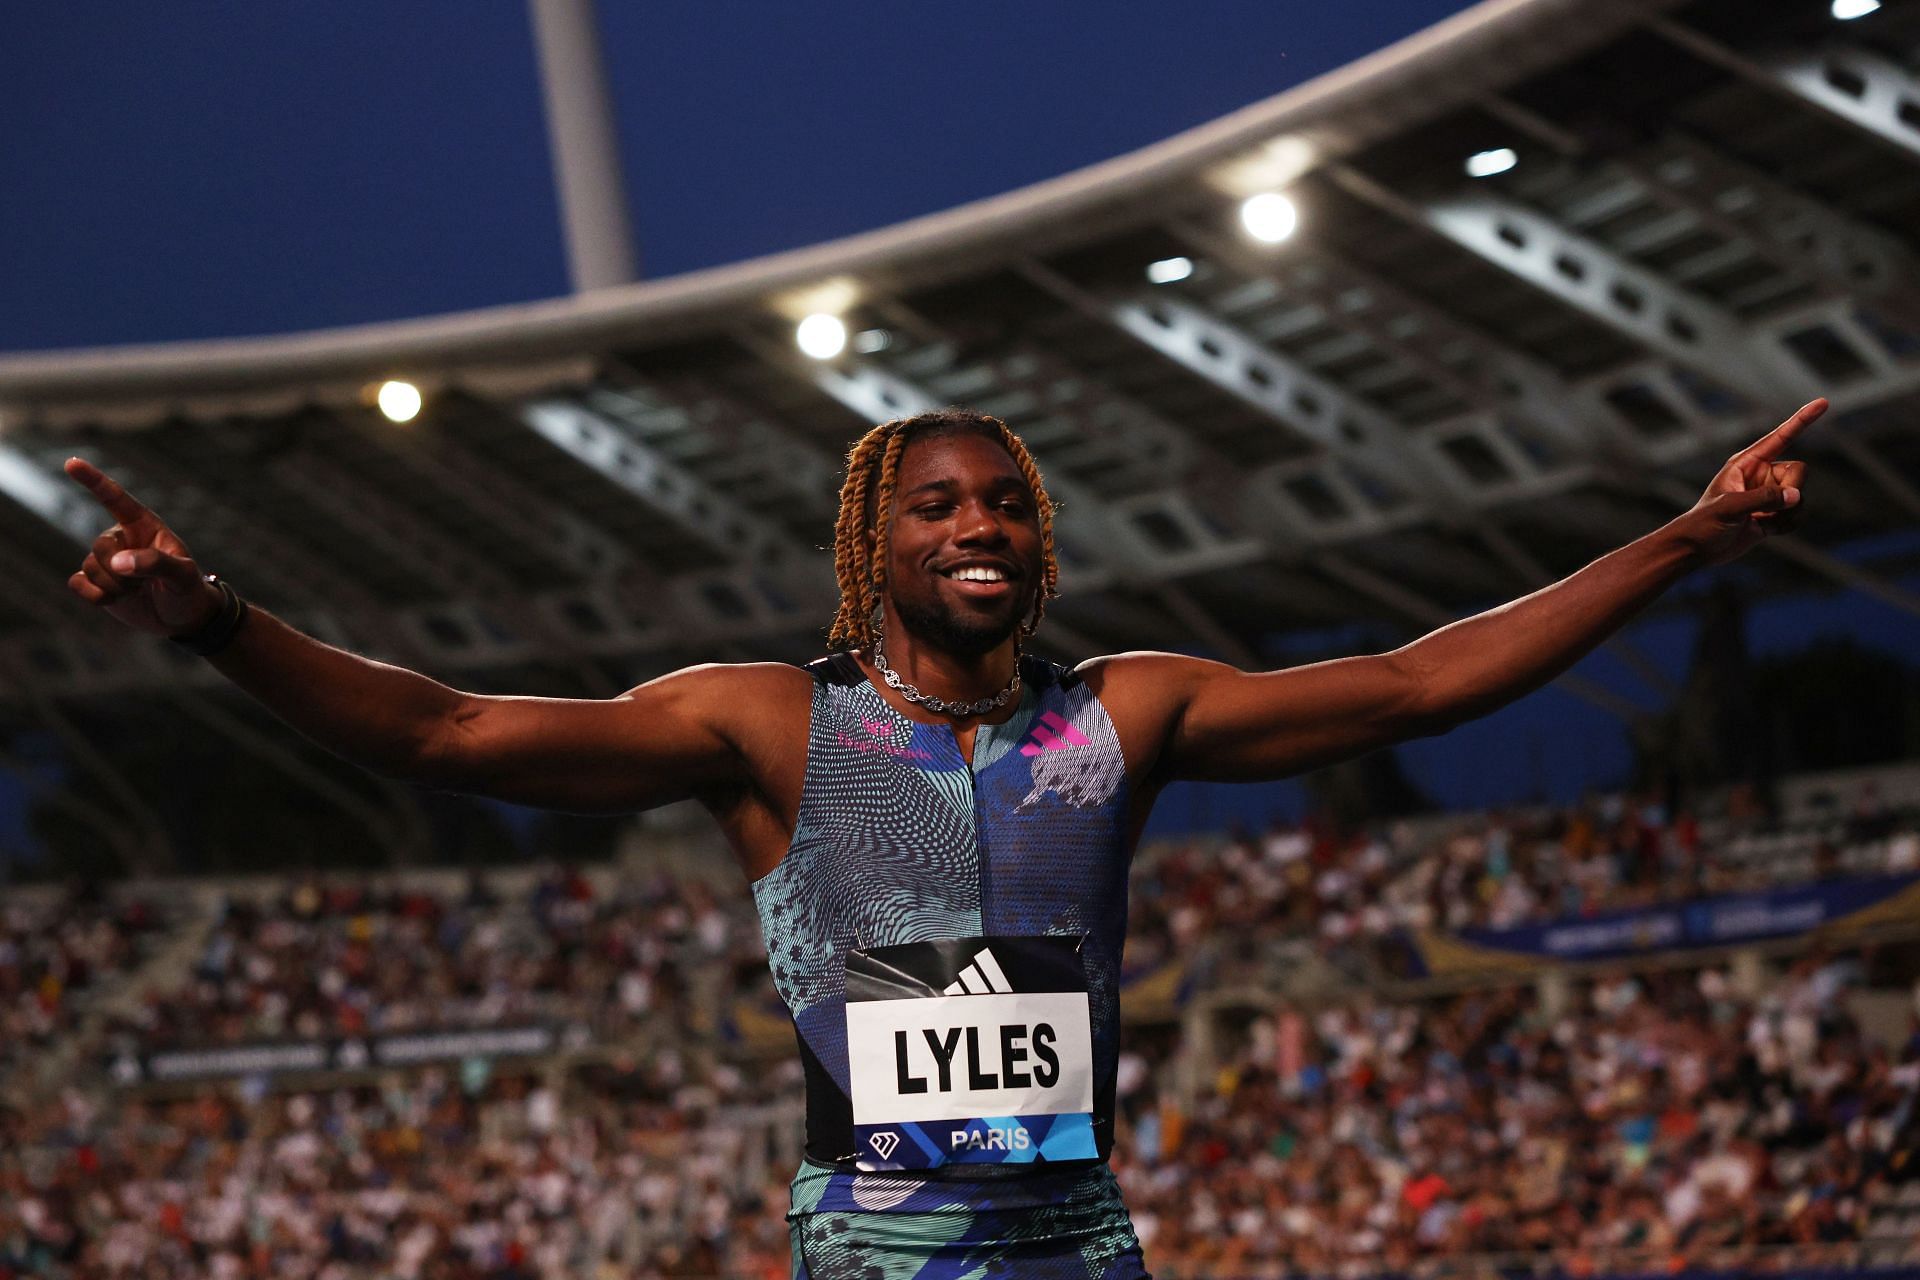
891, 587, 1025, 659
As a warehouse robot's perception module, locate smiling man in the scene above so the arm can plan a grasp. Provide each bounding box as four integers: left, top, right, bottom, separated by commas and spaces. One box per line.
63, 401, 1821, 1278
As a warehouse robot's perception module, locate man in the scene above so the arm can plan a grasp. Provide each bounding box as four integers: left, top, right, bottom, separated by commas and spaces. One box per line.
64, 400, 1820, 1277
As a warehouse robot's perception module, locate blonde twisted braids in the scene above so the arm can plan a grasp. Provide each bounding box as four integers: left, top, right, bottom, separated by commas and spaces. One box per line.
825, 409, 1059, 651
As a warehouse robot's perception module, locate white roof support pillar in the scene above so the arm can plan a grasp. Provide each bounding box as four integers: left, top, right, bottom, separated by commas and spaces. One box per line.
527, 0, 638, 290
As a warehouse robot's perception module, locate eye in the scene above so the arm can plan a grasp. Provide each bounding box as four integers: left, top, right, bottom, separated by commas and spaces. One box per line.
913, 503, 953, 519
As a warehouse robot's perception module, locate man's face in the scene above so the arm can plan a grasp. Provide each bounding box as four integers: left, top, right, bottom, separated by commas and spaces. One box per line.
877, 431, 1044, 659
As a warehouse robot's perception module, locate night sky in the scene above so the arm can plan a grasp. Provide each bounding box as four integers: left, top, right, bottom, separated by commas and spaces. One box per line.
4, 5, 1915, 859
5, 2, 1479, 351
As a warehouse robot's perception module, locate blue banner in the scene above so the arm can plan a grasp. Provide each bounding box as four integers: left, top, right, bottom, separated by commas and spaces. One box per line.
1401, 872, 1920, 977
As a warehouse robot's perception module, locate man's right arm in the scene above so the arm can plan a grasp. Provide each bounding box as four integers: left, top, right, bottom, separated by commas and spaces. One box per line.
202, 608, 774, 812
62, 457, 774, 814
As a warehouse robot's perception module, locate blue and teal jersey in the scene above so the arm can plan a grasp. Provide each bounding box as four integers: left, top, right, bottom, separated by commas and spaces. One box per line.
751, 651, 1149, 1278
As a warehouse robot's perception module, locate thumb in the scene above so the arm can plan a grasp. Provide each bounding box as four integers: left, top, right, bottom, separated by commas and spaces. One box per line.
1716, 483, 1799, 519
108, 547, 203, 592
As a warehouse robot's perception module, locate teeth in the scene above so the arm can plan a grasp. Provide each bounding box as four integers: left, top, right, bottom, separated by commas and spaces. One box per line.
949, 567, 1005, 582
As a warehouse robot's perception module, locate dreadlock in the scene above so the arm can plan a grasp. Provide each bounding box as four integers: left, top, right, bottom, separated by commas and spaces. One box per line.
826, 408, 1059, 652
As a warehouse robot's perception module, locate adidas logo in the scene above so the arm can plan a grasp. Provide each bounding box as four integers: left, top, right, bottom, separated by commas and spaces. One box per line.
942, 946, 1013, 996
1018, 711, 1091, 757
869, 1130, 900, 1160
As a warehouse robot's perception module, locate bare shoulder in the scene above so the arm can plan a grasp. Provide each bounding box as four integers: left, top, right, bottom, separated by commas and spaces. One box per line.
1073, 649, 1226, 704
1071, 650, 1229, 783
619, 659, 815, 700
618, 660, 814, 737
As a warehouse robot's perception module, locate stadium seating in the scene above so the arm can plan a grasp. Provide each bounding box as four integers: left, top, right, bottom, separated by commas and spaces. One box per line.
3, 768, 1916, 1278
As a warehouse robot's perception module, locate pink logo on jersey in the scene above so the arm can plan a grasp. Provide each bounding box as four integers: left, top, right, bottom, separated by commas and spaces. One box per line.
1018, 711, 1092, 756
836, 713, 932, 762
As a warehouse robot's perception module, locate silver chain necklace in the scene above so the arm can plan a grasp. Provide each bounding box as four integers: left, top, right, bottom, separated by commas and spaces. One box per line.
872, 629, 1021, 717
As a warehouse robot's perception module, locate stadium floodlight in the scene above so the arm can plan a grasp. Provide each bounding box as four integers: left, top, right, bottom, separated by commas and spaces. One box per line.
376, 380, 422, 423
1465, 147, 1519, 178
1146, 256, 1195, 284
853, 328, 892, 354
1239, 192, 1298, 244
1831, 0, 1880, 17
796, 313, 848, 360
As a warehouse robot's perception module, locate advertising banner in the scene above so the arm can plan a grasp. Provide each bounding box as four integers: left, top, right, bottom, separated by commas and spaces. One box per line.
110, 1024, 577, 1085
1401, 871, 1920, 978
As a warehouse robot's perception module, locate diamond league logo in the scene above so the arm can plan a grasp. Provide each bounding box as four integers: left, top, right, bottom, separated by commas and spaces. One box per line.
869, 1130, 900, 1160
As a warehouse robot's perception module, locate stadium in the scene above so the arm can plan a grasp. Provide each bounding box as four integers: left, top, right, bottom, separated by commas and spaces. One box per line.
3, 0, 1920, 1276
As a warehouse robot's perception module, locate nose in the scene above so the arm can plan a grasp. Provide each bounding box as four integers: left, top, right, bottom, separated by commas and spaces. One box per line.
953, 498, 1011, 546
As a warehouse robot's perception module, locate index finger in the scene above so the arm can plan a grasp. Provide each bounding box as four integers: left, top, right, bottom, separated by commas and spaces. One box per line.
63, 457, 157, 527
1738, 398, 1828, 464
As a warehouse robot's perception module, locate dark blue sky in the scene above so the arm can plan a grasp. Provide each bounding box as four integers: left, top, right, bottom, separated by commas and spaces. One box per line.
5, 2, 1480, 352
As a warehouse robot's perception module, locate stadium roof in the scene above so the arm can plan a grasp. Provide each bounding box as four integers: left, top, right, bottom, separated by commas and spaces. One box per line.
2, 0, 1918, 768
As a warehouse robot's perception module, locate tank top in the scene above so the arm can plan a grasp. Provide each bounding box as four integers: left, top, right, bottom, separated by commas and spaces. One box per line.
750, 651, 1133, 1178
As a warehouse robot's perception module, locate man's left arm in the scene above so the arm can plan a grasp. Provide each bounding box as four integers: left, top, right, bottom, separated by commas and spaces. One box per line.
1118, 399, 1825, 783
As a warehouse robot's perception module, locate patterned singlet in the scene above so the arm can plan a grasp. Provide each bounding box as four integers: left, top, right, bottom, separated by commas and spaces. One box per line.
751, 652, 1150, 1279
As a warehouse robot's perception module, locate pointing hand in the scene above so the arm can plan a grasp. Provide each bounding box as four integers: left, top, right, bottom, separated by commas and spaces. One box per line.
1681, 399, 1823, 568
62, 457, 223, 637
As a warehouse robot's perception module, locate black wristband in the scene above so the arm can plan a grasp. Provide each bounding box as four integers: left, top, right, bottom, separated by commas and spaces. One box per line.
168, 575, 250, 657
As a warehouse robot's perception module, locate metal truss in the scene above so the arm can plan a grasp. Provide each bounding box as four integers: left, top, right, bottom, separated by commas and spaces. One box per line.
1166, 223, 1640, 526
610, 368, 846, 530
1037, 250, 1600, 559
531, 393, 801, 567
341, 404, 633, 584
522, 395, 839, 638
1015, 261, 1409, 548
1347, 168, 1814, 404
1334, 162, 1920, 465
1651, 17, 1920, 163
1478, 96, 1920, 320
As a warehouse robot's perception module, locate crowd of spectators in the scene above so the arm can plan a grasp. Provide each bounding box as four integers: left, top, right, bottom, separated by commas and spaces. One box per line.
1, 1050, 802, 1280
1, 888, 163, 1089
83, 781, 1920, 1070
1126, 784, 1920, 978
105, 869, 762, 1057
1113, 952, 1920, 1277
8, 948, 1914, 1279
8, 777, 1916, 1277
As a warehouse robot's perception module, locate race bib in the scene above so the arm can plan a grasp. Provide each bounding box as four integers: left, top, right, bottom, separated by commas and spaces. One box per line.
844, 935, 1097, 1170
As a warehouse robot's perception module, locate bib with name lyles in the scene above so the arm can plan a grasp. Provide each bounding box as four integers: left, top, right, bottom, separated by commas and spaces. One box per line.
750, 652, 1131, 1179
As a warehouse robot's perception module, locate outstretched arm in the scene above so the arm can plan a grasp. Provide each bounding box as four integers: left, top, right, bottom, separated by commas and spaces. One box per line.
1103, 400, 1825, 783
61, 458, 775, 813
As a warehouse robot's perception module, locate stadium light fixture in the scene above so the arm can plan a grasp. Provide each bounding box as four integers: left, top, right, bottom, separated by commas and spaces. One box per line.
376, 380, 422, 423
1831, 0, 1879, 18
1239, 192, 1298, 244
1465, 147, 1519, 178
1146, 256, 1194, 284
796, 313, 848, 360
